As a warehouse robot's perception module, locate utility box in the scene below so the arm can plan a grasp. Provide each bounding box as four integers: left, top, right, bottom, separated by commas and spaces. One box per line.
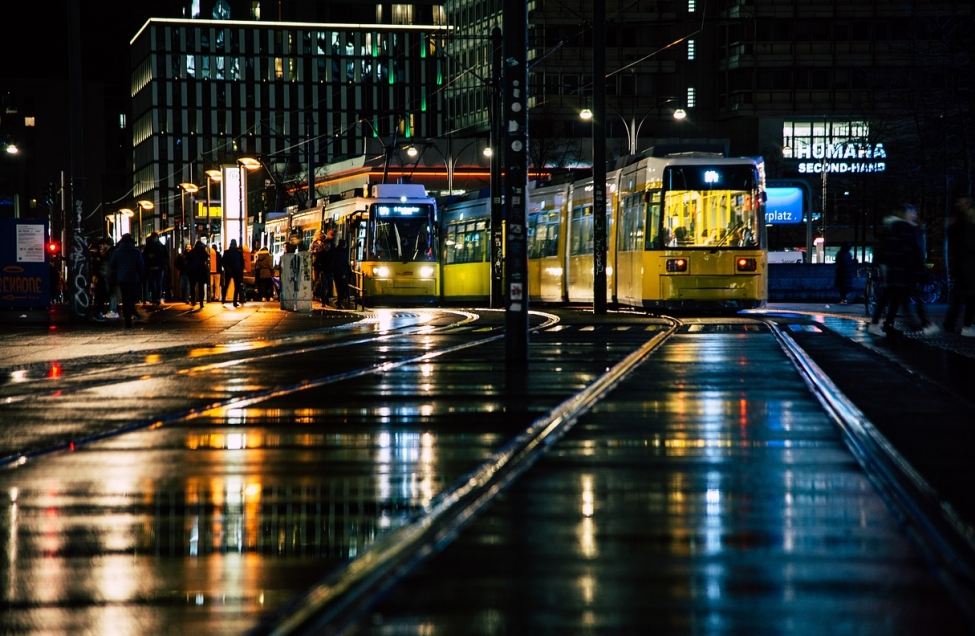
279, 251, 313, 311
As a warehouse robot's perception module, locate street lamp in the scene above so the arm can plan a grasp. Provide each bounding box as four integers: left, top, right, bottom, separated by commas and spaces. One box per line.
236, 158, 261, 250
203, 169, 221, 246
580, 99, 686, 155
117, 208, 134, 243
135, 200, 154, 245
404, 139, 490, 195
179, 183, 199, 247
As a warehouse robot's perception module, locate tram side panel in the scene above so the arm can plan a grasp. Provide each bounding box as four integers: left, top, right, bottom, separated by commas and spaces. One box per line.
527, 182, 570, 303
441, 196, 492, 305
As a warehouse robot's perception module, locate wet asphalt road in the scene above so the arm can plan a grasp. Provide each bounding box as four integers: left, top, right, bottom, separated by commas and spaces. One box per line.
1, 305, 974, 635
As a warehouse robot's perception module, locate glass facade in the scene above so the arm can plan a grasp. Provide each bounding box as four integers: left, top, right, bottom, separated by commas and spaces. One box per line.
131, 18, 447, 232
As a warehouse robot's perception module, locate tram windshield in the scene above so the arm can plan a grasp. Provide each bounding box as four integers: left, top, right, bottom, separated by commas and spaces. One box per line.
369, 202, 437, 262
650, 164, 763, 249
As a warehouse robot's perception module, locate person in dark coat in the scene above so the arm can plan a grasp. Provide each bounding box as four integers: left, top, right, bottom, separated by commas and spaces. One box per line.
943, 195, 975, 336
142, 232, 168, 306
332, 238, 352, 308
187, 239, 210, 309
108, 233, 145, 328
834, 241, 856, 305
254, 244, 274, 301
867, 204, 938, 337
315, 238, 334, 307
221, 239, 246, 307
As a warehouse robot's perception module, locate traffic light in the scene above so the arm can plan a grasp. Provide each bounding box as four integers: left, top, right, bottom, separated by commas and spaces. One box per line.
47, 241, 60, 258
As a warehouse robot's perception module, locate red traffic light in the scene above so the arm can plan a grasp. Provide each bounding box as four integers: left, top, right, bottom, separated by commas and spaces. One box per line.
47, 241, 60, 256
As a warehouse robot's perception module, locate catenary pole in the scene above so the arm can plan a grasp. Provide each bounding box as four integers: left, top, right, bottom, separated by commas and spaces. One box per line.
503, 0, 529, 362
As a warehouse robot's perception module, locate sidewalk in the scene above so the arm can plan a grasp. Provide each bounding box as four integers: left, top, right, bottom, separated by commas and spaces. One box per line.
2, 300, 973, 371
0, 300, 363, 370
761, 300, 975, 359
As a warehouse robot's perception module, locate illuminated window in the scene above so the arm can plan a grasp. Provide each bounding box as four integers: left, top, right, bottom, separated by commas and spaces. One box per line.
782, 120, 874, 159
688, 39, 695, 60
688, 0, 696, 11
392, 4, 413, 25
25, 116, 35, 127
118, 114, 126, 130
686, 87, 696, 108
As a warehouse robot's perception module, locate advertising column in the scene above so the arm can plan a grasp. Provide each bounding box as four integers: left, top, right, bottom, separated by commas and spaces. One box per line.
0, 219, 51, 309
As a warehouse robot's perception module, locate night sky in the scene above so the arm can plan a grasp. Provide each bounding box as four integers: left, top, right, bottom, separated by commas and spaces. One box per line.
0, 1, 173, 83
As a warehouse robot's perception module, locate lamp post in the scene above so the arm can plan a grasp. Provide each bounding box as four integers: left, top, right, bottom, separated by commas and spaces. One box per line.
237, 158, 261, 250
404, 139, 491, 195
135, 200, 154, 245
117, 208, 134, 243
203, 169, 222, 245
580, 99, 686, 155
179, 183, 199, 248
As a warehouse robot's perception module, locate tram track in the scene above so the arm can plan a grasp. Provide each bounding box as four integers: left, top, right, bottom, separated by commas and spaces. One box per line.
0, 309, 560, 469
249, 314, 975, 636
4, 311, 972, 634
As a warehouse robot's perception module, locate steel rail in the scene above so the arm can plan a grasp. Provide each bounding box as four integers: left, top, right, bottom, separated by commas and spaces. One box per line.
247, 318, 680, 636
769, 319, 975, 629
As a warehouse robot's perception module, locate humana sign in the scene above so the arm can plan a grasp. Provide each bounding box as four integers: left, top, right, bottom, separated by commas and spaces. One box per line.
795, 141, 887, 174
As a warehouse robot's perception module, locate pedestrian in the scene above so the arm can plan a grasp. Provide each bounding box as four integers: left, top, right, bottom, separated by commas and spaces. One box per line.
222, 239, 245, 306
175, 244, 192, 304
316, 237, 335, 307
209, 241, 223, 302
187, 239, 210, 309
834, 241, 856, 305
90, 238, 113, 321
254, 243, 274, 301
333, 238, 352, 308
943, 195, 975, 337
867, 204, 939, 337
108, 233, 145, 328
309, 230, 325, 300
142, 232, 168, 306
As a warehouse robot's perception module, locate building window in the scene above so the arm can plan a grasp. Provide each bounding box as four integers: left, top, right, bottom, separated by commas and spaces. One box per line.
782, 120, 873, 159
118, 113, 126, 130
686, 87, 696, 108
392, 5, 413, 25
688, 0, 696, 11
687, 39, 695, 60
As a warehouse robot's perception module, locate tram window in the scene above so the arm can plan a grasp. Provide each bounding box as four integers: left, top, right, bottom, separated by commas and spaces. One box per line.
619, 192, 646, 252
570, 205, 593, 256
528, 211, 560, 258
445, 219, 487, 264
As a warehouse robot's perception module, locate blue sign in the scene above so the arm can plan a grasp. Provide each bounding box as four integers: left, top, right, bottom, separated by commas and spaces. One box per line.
0, 219, 51, 308
765, 187, 804, 224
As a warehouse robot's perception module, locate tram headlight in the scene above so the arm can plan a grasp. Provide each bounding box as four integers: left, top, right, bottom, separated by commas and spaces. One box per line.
374, 265, 390, 278
419, 266, 435, 278
666, 258, 688, 272
736, 258, 757, 272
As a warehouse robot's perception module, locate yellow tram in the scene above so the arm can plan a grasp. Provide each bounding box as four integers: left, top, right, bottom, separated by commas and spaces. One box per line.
440, 151, 768, 311
280, 184, 440, 307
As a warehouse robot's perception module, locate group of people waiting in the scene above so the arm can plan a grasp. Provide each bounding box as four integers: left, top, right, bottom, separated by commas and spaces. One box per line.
309, 229, 352, 308
90, 231, 170, 327
174, 239, 246, 308
87, 225, 357, 327
838, 196, 975, 338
